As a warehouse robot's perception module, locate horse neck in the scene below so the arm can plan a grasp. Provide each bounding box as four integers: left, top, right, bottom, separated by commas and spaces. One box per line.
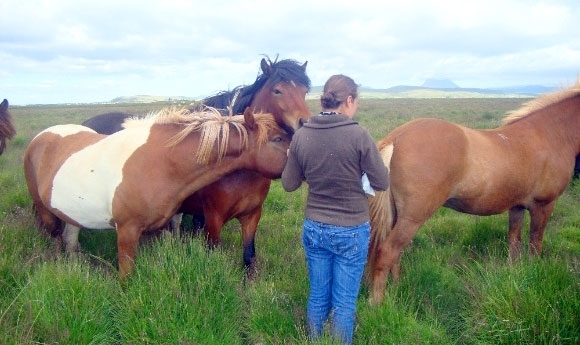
504, 95, 580, 155
166, 127, 254, 196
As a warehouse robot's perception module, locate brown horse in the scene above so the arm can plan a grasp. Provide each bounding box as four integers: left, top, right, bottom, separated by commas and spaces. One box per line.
368, 80, 580, 304
24, 107, 291, 279
0, 99, 16, 156
82, 56, 311, 275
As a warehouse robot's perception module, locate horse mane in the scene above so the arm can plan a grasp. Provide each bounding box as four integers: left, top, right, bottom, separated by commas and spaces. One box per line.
197, 56, 312, 115
502, 78, 580, 125
140, 106, 279, 165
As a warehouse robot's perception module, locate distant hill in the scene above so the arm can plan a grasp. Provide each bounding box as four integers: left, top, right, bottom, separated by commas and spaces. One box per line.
109, 95, 197, 103
112, 81, 558, 103
309, 80, 557, 99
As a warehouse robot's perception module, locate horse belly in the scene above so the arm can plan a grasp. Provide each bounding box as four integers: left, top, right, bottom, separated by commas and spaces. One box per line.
51, 160, 118, 229
50, 130, 149, 229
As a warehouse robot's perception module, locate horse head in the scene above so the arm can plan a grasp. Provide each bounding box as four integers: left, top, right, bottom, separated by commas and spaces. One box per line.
247, 56, 312, 135
242, 107, 291, 179
0, 99, 16, 156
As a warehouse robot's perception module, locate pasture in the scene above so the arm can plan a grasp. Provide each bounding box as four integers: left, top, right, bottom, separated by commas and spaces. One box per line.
1, 98, 579, 344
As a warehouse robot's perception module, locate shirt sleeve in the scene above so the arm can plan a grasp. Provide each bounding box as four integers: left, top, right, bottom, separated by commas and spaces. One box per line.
360, 131, 389, 191
281, 141, 304, 192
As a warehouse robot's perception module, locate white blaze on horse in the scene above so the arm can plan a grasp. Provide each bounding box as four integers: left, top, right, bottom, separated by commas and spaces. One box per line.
368, 80, 580, 304
23, 107, 290, 279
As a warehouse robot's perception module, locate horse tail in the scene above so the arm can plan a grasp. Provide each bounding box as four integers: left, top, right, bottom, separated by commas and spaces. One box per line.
367, 142, 395, 281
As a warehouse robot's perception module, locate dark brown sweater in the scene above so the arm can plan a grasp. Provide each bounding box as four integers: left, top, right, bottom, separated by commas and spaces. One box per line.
281, 113, 389, 226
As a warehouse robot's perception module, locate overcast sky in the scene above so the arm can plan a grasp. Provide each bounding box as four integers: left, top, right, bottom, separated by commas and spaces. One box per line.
1, 0, 579, 105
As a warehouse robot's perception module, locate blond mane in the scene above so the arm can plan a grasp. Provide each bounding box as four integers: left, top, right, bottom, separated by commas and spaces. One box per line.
502, 78, 580, 125
135, 107, 280, 164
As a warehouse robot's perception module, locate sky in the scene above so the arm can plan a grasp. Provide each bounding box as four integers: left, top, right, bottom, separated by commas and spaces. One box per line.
1, 0, 579, 105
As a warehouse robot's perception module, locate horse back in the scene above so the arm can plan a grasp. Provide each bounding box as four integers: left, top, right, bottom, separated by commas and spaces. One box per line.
81, 111, 134, 134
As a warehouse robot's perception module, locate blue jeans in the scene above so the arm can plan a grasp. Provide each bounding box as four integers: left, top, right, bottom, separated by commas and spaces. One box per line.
302, 218, 370, 345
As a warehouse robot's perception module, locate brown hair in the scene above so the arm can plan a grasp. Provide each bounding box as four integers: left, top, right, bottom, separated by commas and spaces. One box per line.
320, 74, 358, 110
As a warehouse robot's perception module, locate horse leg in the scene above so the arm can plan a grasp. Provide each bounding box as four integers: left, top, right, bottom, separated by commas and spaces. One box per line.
238, 208, 262, 279
507, 207, 525, 262
62, 223, 81, 256
371, 217, 423, 304
169, 213, 183, 237
528, 201, 556, 257
116, 225, 142, 279
32, 203, 65, 254
203, 213, 223, 250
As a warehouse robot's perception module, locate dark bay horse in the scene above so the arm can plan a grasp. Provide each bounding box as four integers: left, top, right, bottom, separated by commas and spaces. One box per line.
0, 99, 16, 156
81, 56, 311, 275
367, 81, 580, 304
24, 107, 291, 279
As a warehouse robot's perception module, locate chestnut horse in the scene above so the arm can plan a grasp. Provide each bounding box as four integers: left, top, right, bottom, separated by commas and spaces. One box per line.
0, 99, 16, 156
24, 107, 291, 279
81, 56, 311, 275
368, 81, 580, 304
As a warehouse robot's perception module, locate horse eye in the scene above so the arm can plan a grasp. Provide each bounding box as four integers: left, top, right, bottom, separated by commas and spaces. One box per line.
273, 88, 282, 95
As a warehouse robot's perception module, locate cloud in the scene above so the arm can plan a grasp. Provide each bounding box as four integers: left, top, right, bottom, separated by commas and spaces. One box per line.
1, 0, 579, 104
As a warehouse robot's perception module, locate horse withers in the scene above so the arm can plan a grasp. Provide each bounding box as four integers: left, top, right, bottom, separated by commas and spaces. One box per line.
0, 99, 16, 156
81, 56, 311, 276
24, 107, 291, 279
368, 80, 580, 304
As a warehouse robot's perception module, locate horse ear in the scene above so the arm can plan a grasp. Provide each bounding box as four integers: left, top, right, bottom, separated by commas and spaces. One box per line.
260, 58, 272, 76
243, 107, 256, 129
301, 61, 308, 72
0, 99, 7, 112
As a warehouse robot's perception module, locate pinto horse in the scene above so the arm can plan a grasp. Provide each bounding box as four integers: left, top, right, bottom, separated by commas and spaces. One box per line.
367, 81, 580, 304
81, 56, 311, 275
24, 107, 291, 279
0, 99, 16, 156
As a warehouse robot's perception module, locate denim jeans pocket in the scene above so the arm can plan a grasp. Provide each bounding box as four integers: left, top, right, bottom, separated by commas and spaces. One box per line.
302, 222, 318, 248
329, 230, 359, 258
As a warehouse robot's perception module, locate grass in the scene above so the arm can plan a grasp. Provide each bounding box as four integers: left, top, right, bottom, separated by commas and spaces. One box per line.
0, 99, 579, 344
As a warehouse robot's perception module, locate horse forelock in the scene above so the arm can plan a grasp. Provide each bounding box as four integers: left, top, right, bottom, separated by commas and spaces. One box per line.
502, 78, 580, 125
252, 112, 282, 146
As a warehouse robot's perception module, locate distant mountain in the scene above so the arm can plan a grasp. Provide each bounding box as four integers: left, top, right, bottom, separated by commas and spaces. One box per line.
421, 78, 459, 89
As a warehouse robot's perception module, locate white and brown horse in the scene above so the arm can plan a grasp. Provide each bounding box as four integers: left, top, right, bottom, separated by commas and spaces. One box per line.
81, 56, 311, 276
24, 107, 290, 279
0, 99, 16, 156
368, 80, 580, 304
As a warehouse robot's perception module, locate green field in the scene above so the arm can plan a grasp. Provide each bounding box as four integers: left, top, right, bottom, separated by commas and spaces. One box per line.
1, 98, 578, 344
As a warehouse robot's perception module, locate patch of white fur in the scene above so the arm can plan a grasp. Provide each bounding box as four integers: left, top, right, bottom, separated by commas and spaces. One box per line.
381, 143, 394, 172
33, 124, 96, 140
50, 125, 151, 229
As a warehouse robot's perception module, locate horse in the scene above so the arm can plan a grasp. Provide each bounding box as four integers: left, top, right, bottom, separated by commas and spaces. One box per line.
80, 111, 136, 135
23, 107, 291, 279
367, 80, 580, 304
81, 56, 311, 275
0, 99, 16, 156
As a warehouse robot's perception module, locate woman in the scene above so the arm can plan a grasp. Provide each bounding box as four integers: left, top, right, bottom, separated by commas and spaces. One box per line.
282, 74, 389, 344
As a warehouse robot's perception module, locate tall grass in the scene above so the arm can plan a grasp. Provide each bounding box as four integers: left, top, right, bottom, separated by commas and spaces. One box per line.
0, 99, 579, 344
